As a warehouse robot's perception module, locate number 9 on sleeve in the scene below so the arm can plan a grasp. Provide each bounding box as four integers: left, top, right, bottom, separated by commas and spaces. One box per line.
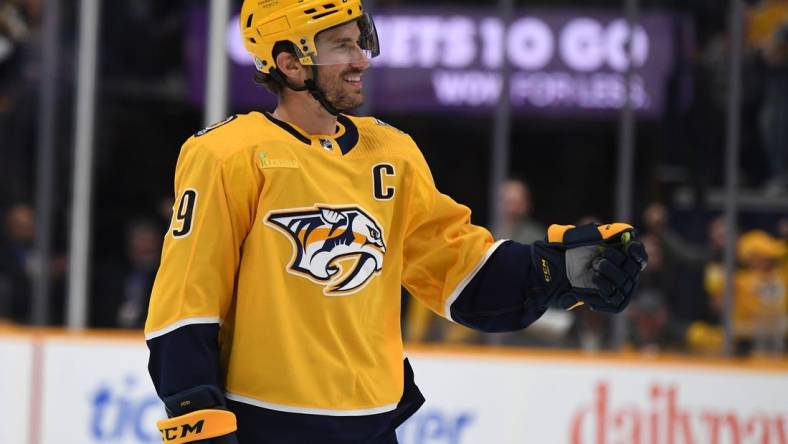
172, 189, 198, 238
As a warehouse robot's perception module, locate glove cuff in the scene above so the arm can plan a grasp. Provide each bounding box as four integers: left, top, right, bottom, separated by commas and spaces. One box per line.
157, 409, 237, 443
530, 240, 573, 309
159, 385, 238, 443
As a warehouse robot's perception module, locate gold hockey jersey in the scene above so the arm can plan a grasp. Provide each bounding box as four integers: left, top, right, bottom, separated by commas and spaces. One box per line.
144, 112, 499, 415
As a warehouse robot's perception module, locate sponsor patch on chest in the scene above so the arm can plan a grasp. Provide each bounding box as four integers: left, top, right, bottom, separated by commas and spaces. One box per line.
258, 151, 299, 169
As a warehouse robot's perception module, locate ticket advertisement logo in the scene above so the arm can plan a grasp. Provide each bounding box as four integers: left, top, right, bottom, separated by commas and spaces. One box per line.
89, 375, 165, 443
34, 341, 164, 444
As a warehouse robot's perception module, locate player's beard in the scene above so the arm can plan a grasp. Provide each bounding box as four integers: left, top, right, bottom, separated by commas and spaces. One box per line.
317, 67, 365, 111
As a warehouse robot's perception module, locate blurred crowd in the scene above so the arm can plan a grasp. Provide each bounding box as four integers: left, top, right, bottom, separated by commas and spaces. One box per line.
0, 0, 787, 358
688, 0, 788, 193
747, 0, 788, 193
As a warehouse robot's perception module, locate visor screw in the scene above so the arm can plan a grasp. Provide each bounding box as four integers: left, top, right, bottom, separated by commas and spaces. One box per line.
347, 8, 352, 14
262, 60, 267, 66
300, 38, 306, 44
302, 45, 309, 51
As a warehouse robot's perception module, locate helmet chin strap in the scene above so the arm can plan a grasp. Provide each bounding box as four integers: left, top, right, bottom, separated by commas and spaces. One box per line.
269, 66, 341, 116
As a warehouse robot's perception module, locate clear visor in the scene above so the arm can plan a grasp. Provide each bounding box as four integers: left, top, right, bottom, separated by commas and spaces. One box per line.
304, 14, 380, 66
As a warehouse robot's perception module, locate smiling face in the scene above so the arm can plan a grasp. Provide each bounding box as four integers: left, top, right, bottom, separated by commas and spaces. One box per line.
313, 20, 370, 110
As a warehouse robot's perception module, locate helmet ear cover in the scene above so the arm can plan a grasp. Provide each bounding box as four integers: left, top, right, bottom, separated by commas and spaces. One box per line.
253, 41, 298, 94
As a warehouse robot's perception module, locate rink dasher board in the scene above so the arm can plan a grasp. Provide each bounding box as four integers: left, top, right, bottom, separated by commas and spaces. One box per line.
1, 332, 787, 444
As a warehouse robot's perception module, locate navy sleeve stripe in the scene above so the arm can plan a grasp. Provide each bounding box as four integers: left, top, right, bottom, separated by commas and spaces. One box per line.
448, 241, 547, 332
444, 240, 507, 320
147, 323, 222, 399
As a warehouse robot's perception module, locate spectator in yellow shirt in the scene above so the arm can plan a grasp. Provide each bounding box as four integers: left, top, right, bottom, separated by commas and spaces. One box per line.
705, 230, 787, 355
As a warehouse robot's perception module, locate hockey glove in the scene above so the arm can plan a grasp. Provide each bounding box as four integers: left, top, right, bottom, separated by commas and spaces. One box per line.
531, 223, 648, 313
157, 385, 239, 444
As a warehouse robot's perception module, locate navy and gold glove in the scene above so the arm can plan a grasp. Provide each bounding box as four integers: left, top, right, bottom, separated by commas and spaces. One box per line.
158, 385, 239, 444
531, 223, 648, 313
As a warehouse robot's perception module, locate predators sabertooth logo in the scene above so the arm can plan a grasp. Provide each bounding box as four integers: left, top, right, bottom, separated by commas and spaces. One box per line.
266, 205, 387, 296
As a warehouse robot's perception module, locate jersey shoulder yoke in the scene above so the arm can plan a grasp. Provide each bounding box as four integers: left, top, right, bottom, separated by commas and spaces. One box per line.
349, 115, 423, 158
186, 112, 270, 161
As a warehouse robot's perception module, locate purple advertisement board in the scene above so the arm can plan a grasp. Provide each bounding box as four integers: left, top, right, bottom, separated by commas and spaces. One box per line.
188, 7, 686, 118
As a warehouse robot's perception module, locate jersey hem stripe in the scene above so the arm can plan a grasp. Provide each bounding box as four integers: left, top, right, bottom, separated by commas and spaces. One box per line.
225, 392, 399, 417
443, 239, 508, 321
144, 317, 222, 340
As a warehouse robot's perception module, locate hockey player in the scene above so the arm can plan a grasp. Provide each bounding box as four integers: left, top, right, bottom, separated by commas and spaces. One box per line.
144, 1, 648, 442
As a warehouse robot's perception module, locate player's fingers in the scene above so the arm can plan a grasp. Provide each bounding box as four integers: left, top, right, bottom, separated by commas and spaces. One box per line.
592, 270, 636, 313
596, 247, 641, 280
592, 273, 615, 295
621, 255, 642, 277
626, 241, 648, 271
600, 241, 648, 274
600, 246, 628, 267
603, 251, 640, 277
594, 260, 630, 298
592, 272, 624, 306
596, 264, 635, 305
595, 257, 630, 289
592, 257, 623, 299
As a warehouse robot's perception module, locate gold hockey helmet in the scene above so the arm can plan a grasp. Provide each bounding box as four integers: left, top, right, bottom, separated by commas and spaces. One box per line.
240, 0, 379, 73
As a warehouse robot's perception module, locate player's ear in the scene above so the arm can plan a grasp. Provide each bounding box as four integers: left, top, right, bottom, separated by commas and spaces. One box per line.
275, 51, 309, 87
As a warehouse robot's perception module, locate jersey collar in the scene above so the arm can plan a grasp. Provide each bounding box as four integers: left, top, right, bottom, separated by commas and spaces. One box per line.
263, 112, 359, 155
263, 112, 311, 145
335, 114, 359, 155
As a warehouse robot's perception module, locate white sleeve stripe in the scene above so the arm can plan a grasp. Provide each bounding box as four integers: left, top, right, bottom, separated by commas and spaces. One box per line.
225, 392, 399, 416
144, 316, 222, 340
443, 240, 508, 321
